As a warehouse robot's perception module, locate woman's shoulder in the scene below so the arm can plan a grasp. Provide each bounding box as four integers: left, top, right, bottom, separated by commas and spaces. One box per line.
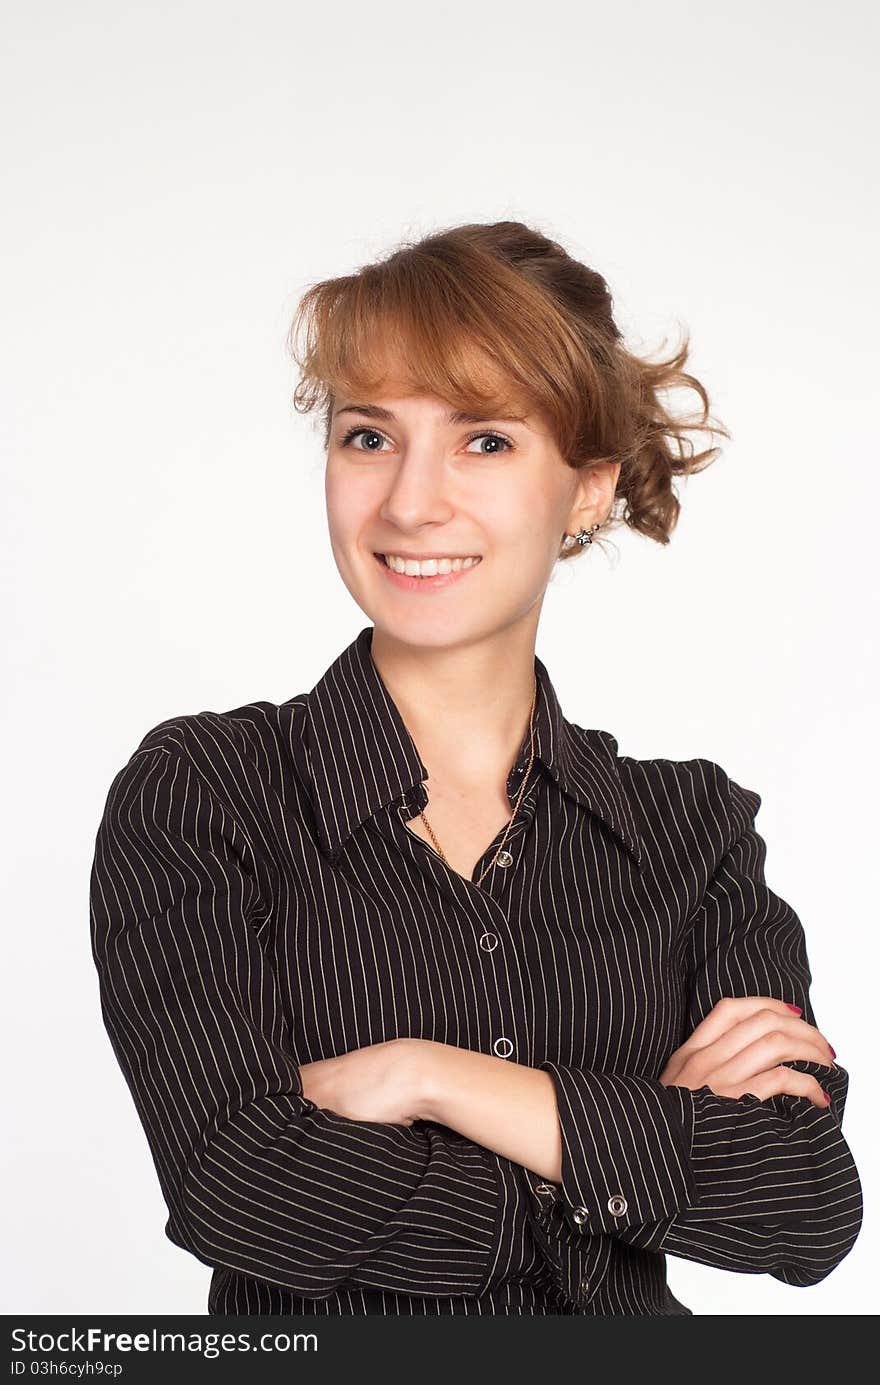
117, 693, 313, 799
571, 723, 763, 855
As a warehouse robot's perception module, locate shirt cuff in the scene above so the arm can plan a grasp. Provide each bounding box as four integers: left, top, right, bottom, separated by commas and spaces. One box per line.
537, 1062, 698, 1245
482, 1152, 545, 1293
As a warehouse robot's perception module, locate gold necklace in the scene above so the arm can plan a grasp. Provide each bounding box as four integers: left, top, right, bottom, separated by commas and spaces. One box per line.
416, 676, 538, 887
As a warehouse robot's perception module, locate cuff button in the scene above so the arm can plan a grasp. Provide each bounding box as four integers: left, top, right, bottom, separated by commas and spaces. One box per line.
572, 1205, 589, 1225
607, 1194, 628, 1216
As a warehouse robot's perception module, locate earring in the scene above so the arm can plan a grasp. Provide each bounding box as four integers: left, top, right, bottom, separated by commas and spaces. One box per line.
561, 520, 603, 550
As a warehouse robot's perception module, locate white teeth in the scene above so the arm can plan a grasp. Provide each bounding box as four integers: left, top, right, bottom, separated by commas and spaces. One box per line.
383, 555, 481, 576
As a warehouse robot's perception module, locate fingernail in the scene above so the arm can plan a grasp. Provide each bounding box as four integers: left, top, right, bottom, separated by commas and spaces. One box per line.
823, 1090, 832, 1103
829, 1045, 837, 1059
786, 1004, 802, 1014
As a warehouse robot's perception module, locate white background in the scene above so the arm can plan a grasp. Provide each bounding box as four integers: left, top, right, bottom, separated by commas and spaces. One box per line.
3, 0, 877, 1316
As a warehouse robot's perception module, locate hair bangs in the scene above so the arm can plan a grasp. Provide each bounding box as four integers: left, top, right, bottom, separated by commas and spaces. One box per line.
289, 241, 580, 451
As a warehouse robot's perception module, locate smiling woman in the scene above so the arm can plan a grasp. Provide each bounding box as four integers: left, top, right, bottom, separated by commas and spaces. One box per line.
90, 219, 861, 1320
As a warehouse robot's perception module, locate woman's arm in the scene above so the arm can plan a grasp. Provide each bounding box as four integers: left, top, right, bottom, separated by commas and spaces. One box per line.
417, 1044, 563, 1182
90, 735, 543, 1301
417, 769, 864, 1289
414, 990, 830, 1185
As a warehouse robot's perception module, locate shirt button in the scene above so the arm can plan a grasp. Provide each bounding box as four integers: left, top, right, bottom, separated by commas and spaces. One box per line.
572, 1205, 589, 1226
492, 1036, 514, 1058
580, 1278, 590, 1296
607, 1194, 628, 1217
495, 849, 513, 868
533, 1182, 556, 1219
478, 932, 499, 952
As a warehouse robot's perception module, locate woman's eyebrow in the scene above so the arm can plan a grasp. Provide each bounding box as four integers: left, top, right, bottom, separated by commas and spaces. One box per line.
333, 403, 526, 425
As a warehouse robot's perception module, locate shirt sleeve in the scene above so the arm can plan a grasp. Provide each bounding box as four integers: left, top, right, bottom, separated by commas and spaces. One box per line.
531, 770, 863, 1290
89, 740, 542, 1301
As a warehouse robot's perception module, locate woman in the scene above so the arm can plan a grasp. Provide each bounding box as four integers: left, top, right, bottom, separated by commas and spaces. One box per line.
89, 220, 862, 1315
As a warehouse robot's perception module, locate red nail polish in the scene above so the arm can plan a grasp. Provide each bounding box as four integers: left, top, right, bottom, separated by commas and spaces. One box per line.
786, 1004, 802, 1014
828, 1045, 837, 1059
823, 1090, 832, 1103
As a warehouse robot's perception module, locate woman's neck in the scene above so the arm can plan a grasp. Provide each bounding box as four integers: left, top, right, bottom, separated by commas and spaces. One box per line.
368, 625, 538, 789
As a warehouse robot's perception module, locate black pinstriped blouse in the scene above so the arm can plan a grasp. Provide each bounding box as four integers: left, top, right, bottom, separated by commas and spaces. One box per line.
89, 624, 862, 1316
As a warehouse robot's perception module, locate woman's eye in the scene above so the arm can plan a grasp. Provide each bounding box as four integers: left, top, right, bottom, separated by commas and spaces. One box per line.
340, 428, 388, 451
464, 432, 513, 454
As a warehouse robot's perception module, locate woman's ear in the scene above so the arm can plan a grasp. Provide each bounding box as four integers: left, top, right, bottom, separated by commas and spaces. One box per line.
566, 459, 621, 533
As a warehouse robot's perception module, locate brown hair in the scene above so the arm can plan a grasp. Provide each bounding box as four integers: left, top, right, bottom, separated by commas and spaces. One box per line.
286, 220, 729, 553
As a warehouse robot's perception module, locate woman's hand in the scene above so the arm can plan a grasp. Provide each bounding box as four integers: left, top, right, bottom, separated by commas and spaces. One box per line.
298, 1038, 429, 1126
659, 996, 837, 1109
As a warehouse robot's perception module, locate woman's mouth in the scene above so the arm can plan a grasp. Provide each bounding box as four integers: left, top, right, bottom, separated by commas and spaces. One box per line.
373, 552, 482, 593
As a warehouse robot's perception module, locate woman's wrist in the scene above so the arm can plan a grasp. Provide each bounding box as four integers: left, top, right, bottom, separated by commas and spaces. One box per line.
401, 1038, 448, 1123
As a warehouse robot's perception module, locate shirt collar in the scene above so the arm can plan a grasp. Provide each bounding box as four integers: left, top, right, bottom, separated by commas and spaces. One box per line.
303, 625, 644, 870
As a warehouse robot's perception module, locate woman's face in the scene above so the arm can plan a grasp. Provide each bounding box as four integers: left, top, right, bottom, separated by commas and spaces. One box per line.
325, 384, 619, 648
